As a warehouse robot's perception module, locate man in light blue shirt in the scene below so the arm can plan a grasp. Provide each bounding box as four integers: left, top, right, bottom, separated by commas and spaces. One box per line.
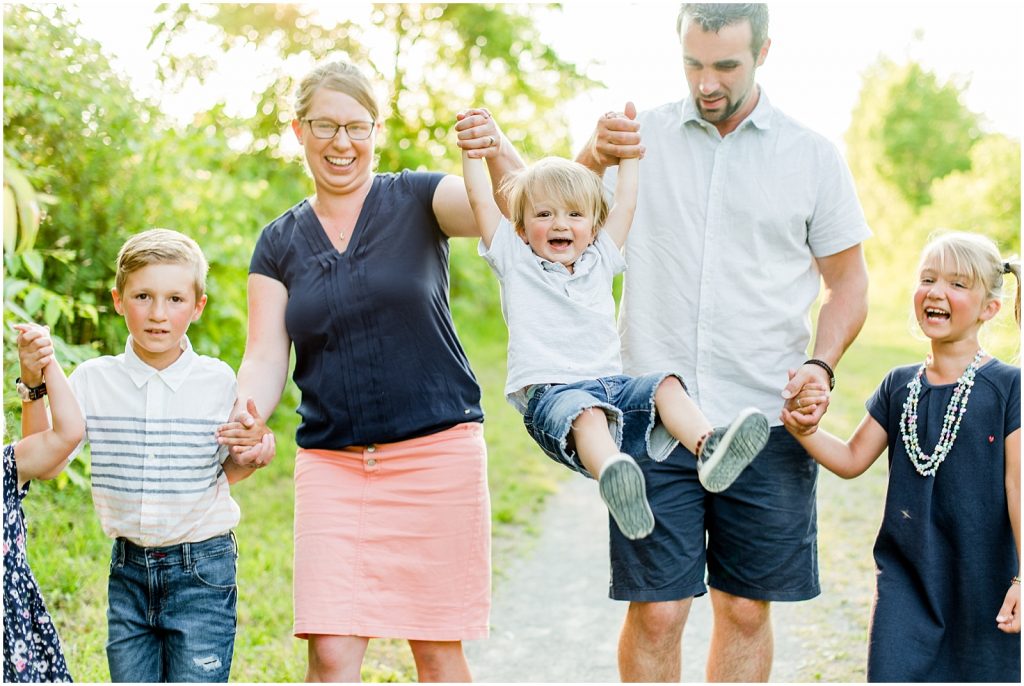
576, 3, 870, 681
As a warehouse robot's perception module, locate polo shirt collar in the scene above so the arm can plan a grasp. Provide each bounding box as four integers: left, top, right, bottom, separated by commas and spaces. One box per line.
537, 242, 597, 276
681, 86, 774, 133
122, 335, 196, 391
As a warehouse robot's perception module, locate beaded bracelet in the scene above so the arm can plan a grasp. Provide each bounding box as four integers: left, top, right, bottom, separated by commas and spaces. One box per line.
1013, 575, 1021, 585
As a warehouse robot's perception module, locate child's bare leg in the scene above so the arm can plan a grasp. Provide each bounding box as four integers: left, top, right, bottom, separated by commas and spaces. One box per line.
654, 376, 769, 493
570, 407, 620, 477
571, 407, 654, 540
653, 376, 712, 453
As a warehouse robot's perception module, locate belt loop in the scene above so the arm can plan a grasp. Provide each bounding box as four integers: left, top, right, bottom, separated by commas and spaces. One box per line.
230, 530, 238, 555
182, 541, 192, 569
115, 538, 125, 565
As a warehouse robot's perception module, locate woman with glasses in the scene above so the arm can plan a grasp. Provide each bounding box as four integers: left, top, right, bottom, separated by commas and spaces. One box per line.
217, 60, 521, 681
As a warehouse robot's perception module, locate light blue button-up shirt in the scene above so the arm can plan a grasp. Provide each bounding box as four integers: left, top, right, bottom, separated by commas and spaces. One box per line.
607, 90, 871, 425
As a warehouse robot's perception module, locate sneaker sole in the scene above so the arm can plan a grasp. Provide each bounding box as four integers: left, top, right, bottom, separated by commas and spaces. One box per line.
699, 408, 770, 493
599, 457, 655, 540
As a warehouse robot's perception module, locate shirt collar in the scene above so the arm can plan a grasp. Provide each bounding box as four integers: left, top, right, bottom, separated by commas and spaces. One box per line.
681, 86, 774, 133
122, 335, 196, 391
537, 241, 598, 276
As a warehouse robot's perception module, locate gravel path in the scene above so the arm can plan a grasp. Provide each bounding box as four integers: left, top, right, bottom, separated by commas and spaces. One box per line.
466, 475, 862, 682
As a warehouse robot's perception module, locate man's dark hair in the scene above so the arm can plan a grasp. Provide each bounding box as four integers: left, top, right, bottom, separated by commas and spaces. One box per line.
677, 4, 770, 58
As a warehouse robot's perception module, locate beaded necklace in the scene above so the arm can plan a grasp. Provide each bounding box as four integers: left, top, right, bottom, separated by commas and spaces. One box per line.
899, 348, 985, 477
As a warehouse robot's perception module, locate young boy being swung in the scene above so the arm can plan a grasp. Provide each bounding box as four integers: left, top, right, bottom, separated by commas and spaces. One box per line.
459, 105, 769, 540
40, 228, 273, 682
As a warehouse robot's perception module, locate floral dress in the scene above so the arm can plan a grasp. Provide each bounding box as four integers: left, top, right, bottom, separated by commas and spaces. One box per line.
3, 443, 72, 682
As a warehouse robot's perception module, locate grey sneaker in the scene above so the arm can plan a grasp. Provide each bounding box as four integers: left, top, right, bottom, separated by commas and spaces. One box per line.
598, 453, 655, 540
697, 407, 770, 493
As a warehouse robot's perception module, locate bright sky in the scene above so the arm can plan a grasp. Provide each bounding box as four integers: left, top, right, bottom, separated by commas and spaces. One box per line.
70, 1, 1022, 152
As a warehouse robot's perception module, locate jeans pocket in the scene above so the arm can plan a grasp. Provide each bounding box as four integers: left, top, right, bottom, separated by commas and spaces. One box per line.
191, 551, 237, 591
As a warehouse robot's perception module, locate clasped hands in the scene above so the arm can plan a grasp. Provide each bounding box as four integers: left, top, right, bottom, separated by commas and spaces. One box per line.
780, 365, 832, 436
216, 398, 276, 469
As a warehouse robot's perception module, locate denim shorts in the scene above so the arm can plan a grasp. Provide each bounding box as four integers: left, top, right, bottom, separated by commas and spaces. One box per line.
106, 532, 238, 682
522, 373, 684, 478
609, 427, 821, 602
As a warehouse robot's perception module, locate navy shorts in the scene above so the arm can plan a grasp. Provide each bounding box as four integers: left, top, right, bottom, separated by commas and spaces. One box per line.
609, 426, 821, 602
522, 373, 684, 478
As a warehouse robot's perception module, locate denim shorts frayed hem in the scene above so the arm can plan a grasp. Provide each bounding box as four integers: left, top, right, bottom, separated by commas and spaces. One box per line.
522, 372, 687, 478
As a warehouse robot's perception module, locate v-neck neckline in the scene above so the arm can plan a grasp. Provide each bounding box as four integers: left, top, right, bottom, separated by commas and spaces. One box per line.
298, 175, 382, 257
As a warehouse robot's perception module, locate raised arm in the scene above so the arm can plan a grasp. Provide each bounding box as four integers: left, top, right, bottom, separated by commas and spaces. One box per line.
15, 323, 54, 438
14, 348, 84, 487
435, 108, 525, 238
781, 410, 887, 479
460, 123, 503, 249
575, 102, 644, 177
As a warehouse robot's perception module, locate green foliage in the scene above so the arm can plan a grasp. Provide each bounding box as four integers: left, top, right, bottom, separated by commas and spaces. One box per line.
846, 57, 1019, 290
151, 3, 595, 171
4, 5, 156, 347
914, 134, 1021, 254
846, 58, 980, 211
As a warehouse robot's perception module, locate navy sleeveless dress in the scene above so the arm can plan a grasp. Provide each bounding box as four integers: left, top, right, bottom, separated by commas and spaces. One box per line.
865, 358, 1020, 682
3, 444, 73, 682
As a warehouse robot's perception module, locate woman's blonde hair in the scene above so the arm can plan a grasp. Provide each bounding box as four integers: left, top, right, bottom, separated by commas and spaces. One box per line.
919, 230, 1021, 325
499, 157, 609, 236
115, 229, 208, 300
294, 60, 379, 122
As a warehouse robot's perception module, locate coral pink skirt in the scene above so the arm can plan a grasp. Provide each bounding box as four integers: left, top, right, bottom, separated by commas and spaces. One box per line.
292, 422, 491, 641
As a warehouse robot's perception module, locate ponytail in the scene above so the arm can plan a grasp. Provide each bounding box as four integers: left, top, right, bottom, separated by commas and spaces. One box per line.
1002, 257, 1021, 327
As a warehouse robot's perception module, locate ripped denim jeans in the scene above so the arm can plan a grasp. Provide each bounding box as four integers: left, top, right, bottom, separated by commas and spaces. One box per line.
522, 372, 685, 478
106, 533, 237, 682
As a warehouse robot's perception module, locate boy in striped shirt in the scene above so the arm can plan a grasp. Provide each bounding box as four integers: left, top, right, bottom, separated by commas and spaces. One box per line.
55, 229, 273, 682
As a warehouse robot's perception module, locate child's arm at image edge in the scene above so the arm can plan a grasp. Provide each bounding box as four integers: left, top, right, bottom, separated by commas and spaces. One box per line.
14, 358, 85, 487
461, 146, 502, 249
782, 410, 887, 479
15, 323, 55, 438
997, 428, 1021, 633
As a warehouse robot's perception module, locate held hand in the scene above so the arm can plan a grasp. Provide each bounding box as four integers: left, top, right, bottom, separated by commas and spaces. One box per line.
585, 100, 644, 170
996, 583, 1020, 634
780, 368, 831, 435
14, 323, 55, 386
455, 108, 502, 159
217, 398, 272, 467
233, 431, 276, 471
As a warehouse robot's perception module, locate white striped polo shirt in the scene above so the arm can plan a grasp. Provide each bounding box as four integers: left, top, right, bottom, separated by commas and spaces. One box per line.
67, 336, 241, 547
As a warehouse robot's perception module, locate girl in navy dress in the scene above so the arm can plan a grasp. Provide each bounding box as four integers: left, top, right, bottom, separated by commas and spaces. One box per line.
780, 231, 1020, 682
4, 323, 84, 682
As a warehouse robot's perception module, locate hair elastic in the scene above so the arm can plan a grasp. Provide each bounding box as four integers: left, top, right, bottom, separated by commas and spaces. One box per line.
1003, 261, 1012, 275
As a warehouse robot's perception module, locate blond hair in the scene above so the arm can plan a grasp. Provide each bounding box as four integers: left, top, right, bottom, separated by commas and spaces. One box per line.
500, 157, 609, 237
294, 60, 379, 122
919, 230, 1021, 326
115, 229, 209, 300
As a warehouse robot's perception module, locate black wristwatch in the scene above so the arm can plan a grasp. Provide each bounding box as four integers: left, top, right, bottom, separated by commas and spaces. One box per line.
15, 377, 47, 402
803, 359, 835, 390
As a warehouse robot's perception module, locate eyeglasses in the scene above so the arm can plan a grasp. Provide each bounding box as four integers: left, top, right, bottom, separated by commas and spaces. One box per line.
302, 118, 376, 141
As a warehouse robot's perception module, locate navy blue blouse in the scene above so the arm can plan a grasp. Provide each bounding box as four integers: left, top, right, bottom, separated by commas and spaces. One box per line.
250, 171, 483, 449
865, 358, 1020, 682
